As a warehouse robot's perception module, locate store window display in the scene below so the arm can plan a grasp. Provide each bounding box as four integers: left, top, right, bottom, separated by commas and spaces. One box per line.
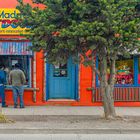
115, 57, 133, 85
96, 55, 140, 87
96, 56, 134, 86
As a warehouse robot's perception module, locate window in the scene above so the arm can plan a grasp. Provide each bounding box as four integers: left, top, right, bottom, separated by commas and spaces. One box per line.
53, 63, 67, 77
115, 57, 134, 85
96, 56, 137, 86
0, 55, 31, 87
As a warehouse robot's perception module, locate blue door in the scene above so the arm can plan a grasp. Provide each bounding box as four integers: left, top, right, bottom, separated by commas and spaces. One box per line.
46, 58, 78, 99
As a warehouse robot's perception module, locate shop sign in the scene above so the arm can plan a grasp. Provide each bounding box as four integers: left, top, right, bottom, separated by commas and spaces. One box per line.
0, 9, 30, 35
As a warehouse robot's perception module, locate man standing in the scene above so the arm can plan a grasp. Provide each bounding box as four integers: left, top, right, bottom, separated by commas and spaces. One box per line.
0, 64, 8, 107
9, 63, 26, 108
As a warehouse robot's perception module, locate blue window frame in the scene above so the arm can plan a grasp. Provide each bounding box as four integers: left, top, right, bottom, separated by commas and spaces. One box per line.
0, 55, 32, 88
138, 57, 140, 84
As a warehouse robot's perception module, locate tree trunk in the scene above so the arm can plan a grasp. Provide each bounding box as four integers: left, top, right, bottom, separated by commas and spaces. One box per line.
108, 58, 116, 117
100, 56, 116, 119
104, 85, 116, 118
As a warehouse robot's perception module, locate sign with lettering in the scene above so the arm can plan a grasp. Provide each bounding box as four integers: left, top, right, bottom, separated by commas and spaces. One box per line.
0, 9, 30, 35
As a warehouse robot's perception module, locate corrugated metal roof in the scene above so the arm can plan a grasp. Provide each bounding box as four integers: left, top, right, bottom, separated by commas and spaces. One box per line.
0, 42, 32, 55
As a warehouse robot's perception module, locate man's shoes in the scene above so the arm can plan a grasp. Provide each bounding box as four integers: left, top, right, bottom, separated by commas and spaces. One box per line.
2, 105, 8, 107
14, 104, 18, 108
20, 106, 25, 109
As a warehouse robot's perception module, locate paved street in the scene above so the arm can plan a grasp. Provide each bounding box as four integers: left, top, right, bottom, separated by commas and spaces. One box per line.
0, 134, 140, 140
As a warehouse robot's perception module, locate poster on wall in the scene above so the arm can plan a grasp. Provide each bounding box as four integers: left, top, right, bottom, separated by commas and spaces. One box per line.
0, 9, 30, 35
12, 60, 18, 66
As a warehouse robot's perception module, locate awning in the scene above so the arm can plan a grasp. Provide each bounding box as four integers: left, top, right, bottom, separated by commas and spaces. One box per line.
0, 42, 33, 55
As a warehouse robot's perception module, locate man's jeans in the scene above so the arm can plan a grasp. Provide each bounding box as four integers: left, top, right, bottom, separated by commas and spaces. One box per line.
12, 86, 24, 107
0, 85, 6, 106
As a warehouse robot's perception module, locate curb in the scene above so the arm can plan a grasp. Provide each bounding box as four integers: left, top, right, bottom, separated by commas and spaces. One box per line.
5, 115, 140, 121
0, 128, 140, 134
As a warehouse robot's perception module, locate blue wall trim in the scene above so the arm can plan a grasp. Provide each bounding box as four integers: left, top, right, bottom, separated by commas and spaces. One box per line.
46, 63, 50, 101
134, 56, 139, 86
75, 64, 79, 100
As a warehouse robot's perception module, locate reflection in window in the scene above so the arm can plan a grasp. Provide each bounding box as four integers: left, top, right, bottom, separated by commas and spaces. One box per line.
53, 63, 67, 77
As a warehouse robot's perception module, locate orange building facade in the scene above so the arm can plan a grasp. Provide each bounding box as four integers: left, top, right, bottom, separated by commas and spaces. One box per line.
1, 0, 140, 107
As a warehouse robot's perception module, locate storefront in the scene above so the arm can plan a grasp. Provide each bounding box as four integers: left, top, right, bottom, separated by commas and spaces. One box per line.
0, 0, 140, 107
0, 1, 87, 106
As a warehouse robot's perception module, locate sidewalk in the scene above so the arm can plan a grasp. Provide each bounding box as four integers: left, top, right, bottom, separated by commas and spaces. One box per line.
2, 106, 140, 117
1, 106, 140, 134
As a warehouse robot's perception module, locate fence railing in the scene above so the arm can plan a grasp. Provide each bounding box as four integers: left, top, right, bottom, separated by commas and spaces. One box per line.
94, 87, 140, 102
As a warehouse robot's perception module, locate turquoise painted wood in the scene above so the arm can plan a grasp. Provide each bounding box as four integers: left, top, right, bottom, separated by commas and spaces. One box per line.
48, 58, 76, 99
